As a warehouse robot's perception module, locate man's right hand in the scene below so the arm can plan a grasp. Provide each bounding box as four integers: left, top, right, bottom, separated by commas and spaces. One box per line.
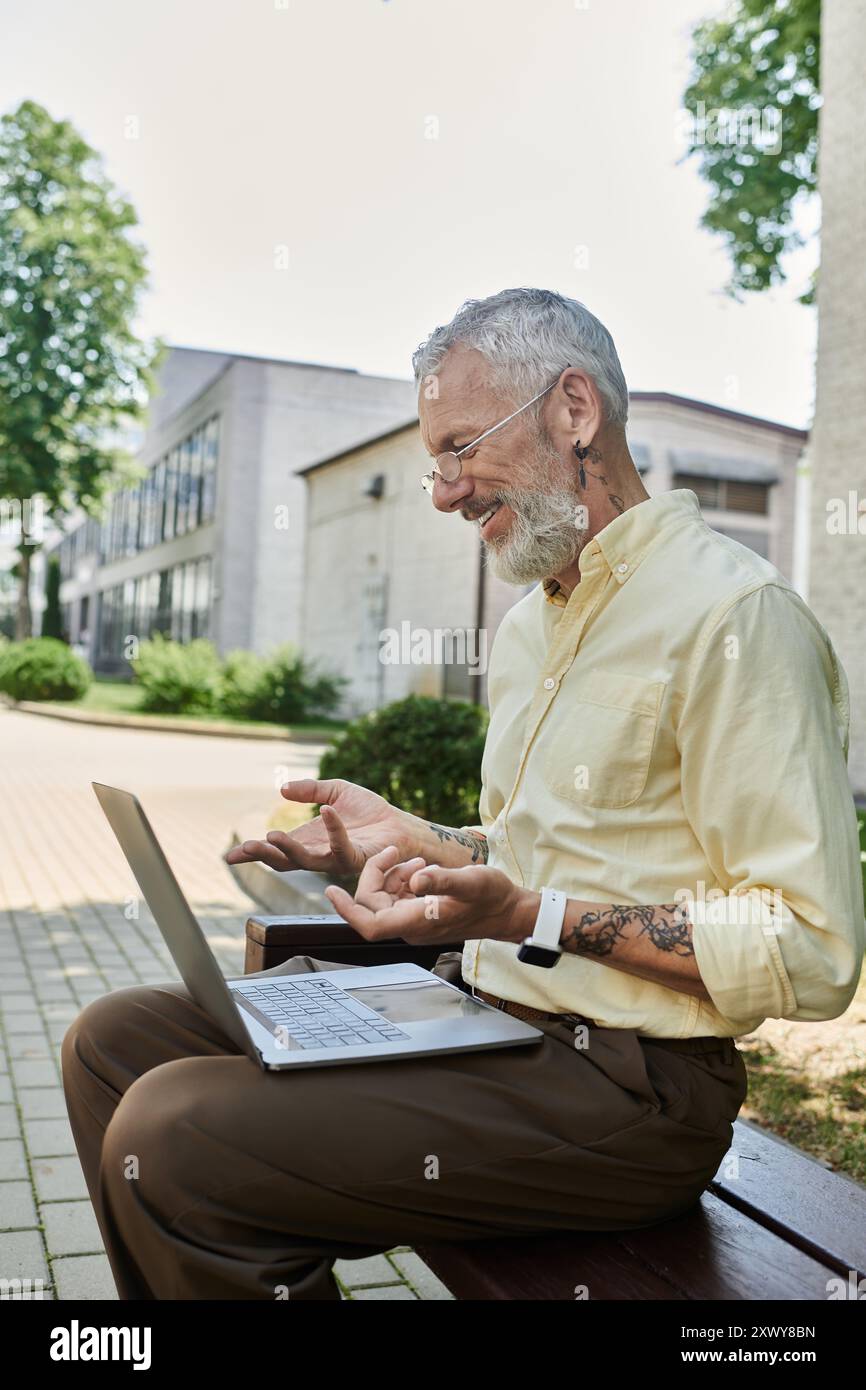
225, 779, 420, 881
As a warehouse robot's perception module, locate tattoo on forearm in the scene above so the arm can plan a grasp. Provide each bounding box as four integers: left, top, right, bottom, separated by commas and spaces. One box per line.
563, 902, 694, 958
428, 824, 489, 863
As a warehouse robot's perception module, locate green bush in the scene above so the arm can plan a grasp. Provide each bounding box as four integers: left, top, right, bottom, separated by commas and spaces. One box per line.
218, 649, 267, 719
131, 634, 221, 713
0, 636, 91, 702
319, 695, 488, 824
218, 644, 344, 724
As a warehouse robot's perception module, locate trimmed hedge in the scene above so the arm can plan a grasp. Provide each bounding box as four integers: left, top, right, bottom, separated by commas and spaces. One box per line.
130, 636, 345, 720
219, 644, 344, 724
319, 695, 487, 825
131, 634, 221, 713
0, 637, 91, 702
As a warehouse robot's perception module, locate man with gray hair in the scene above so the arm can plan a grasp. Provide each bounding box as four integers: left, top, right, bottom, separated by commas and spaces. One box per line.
63, 288, 864, 1300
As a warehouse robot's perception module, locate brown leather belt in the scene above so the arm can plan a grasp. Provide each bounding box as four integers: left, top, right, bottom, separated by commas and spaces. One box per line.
473, 987, 596, 1027
474, 989, 736, 1058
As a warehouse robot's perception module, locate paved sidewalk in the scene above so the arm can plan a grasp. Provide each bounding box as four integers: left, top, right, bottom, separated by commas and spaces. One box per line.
0, 706, 452, 1301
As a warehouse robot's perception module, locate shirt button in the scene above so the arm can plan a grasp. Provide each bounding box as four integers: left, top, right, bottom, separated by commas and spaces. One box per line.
616, 562, 629, 574
543, 677, 556, 690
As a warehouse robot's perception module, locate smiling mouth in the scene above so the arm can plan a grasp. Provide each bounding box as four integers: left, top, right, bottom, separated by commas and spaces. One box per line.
477, 501, 502, 529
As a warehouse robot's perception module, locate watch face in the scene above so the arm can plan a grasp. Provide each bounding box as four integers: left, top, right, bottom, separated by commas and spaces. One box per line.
517, 941, 560, 968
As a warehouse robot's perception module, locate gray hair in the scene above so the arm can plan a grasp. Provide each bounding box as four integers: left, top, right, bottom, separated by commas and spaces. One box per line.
412, 287, 629, 428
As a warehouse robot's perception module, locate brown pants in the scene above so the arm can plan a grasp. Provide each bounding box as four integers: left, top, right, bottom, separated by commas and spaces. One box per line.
61, 952, 748, 1300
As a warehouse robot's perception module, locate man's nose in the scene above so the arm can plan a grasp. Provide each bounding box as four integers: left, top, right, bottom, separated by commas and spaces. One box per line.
431, 472, 475, 513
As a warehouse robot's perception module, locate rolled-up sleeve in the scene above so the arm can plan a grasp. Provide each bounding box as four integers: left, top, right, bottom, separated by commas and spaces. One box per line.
678, 582, 865, 1024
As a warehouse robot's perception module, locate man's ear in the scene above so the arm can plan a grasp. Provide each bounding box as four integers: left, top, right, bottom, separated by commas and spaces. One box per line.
557, 367, 603, 449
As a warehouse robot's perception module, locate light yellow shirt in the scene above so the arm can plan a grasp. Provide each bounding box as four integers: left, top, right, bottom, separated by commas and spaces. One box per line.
461, 488, 865, 1038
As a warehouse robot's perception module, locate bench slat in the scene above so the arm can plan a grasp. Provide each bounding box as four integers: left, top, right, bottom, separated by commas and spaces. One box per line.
416, 1230, 686, 1301
711, 1120, 866, 1280
617, 1191, 838, 1300
418, 1189, 839, 1301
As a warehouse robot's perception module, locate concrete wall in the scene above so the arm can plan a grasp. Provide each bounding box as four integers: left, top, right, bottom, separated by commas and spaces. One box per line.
301, 427, 480, 716
807, 0, 866, 796
243, 360, 416, 655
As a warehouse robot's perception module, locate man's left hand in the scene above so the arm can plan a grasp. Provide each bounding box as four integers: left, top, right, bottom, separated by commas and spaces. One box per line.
324, 846, 537, 947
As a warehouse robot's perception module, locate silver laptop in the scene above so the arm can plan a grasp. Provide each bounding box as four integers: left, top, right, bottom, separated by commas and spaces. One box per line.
93, 783, 543, 1070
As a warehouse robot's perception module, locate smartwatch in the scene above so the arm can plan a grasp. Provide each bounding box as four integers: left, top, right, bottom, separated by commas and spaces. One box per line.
517, 887, 566, 968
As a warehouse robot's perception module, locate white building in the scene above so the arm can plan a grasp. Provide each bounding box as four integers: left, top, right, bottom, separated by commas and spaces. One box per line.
52, 347, 416, 672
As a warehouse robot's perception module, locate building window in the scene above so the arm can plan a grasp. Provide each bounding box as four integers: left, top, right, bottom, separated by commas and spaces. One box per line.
175, 438, 190, 538
126, 487, 137, 556
156, 568, 172, 635
188, 428, 203, 531
163, 446, 179, 542
49, 413, 221, 582
193, 556, 211, 639
723, 480, 769, 514
170, 565, 185, 641
182, 560, 196, 643
201, 416, 219, 523
673, 473, 769, 516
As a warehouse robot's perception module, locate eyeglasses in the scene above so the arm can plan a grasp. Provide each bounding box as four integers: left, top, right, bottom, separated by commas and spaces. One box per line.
420, 372, 564, 496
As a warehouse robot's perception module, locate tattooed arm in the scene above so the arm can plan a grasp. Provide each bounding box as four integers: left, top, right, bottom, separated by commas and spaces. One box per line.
427, 823, 489, 865
553, 897, 709, 999
325, 862, 709, 999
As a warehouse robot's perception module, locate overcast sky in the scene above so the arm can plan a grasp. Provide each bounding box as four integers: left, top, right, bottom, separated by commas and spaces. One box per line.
1, 0, 819, 429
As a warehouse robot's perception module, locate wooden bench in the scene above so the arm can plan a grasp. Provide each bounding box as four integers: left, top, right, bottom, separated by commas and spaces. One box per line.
245, 914, 866, 1301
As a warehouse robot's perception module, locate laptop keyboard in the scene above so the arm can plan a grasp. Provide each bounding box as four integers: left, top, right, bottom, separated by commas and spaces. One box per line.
232, 976, 411, 1050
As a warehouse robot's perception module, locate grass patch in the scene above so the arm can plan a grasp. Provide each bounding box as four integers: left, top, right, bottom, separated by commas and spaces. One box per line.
740, 964, 866, 1185
43, 678, 345, 739
739, 1043, 866, 1184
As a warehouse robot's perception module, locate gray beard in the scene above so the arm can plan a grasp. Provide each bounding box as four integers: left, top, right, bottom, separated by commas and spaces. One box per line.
482, 446, 586, 586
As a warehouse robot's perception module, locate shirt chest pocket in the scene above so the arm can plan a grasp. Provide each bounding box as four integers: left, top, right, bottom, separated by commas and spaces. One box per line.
544, 668, 666, 810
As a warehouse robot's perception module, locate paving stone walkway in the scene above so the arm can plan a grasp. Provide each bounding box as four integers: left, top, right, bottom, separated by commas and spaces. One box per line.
0, 705, 452, 1301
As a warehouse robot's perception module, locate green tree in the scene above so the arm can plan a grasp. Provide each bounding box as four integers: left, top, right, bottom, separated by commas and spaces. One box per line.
42, 553, 63, 639
683, 0, 820, 300
0, 100, 160, 637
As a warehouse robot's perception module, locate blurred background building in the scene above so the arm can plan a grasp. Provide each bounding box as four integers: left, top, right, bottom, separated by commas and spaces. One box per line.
51, 346, 415, 673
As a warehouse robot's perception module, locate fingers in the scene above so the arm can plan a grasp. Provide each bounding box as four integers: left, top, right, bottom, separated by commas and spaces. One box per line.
225, 838, 295, 870
280, 778, 343, 806
335, 847, 429, 925
319, 804, 361, 874
407, 864, 468, 898
382, 855, 426, 896
355, 844, 402, 896
325, 883, 432, 941
226, 831, 321, 872
324, 883, 379, 936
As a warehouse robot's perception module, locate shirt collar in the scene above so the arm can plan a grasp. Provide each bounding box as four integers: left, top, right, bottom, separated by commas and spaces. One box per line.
542, 489, 703, 606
